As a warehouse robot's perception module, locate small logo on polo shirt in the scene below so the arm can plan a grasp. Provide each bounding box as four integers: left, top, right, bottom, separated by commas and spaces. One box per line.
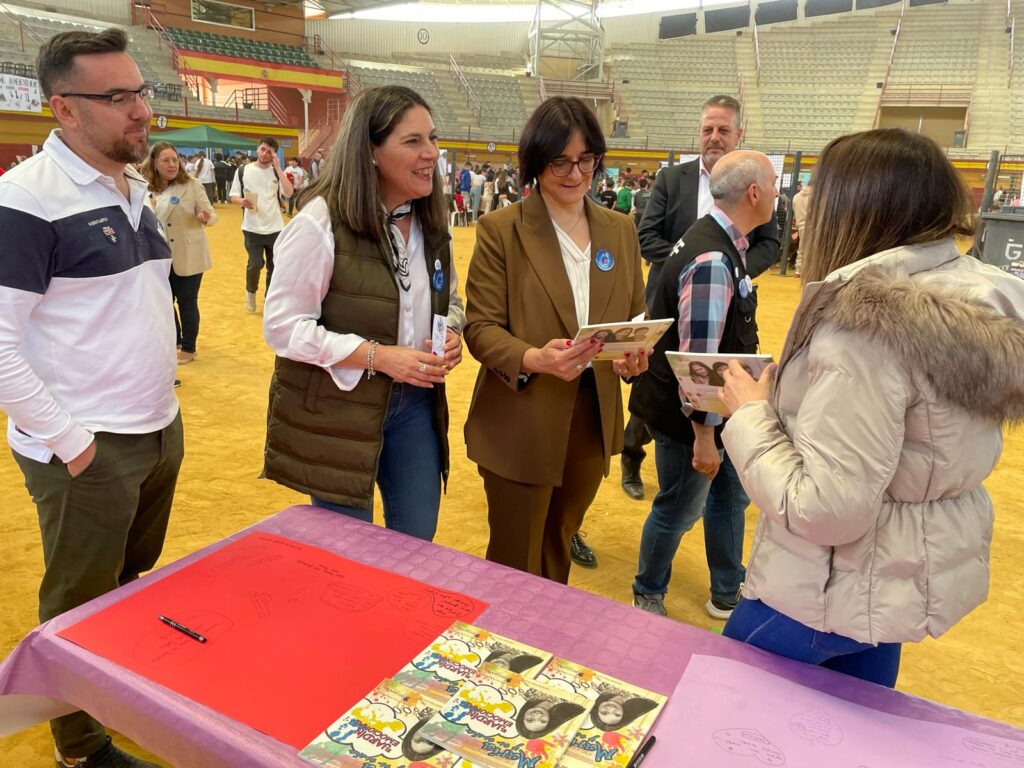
102, 226, 118, 244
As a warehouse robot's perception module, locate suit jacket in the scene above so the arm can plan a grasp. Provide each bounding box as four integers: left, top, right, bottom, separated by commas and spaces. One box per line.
158, 177, 217, 277
637, 158, 780, 305
464, 191, 647, 486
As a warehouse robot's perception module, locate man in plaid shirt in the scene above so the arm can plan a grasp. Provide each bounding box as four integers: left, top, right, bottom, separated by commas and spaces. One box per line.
629, 151, 778, 620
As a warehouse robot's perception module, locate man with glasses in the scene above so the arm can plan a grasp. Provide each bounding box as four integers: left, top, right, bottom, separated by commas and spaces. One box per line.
0, 28, 181, 768
629, 97, 779, 622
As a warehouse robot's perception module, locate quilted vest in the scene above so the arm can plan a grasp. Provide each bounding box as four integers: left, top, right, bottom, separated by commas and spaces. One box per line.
263, 216, 452, 509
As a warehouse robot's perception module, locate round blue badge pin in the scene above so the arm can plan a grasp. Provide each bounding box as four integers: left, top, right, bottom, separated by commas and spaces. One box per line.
595, 249, 614, 272
739, 275, 752, 299
432, 258, 445, 292
170, 196, 180, 205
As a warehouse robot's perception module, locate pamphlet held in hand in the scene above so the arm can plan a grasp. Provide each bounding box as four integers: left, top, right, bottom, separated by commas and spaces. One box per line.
665, 352, 774, 416
573, 319, 673, 361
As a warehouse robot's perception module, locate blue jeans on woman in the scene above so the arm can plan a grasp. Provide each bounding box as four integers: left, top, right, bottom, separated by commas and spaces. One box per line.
312, 383, 441, 541
723, 598, 902, 688
633, 427, 747, 605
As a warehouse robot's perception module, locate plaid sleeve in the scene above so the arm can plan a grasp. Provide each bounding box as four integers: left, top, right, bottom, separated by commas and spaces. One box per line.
677, 251, 734, 426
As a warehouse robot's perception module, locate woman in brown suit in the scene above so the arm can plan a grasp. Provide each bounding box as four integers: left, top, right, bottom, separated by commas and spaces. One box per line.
464, 97, 648, 584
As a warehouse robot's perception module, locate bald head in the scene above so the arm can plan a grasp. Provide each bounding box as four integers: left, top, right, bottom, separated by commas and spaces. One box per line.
709, 150, 778, 230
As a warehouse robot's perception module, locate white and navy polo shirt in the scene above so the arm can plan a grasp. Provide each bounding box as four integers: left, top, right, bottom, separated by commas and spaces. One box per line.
0, 130, 178, 463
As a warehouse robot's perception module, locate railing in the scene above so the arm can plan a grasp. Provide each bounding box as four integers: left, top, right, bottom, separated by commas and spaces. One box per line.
873, 6, 904, 128
137, 5, 204, 100
752, 23, 761, 87
449, 54, 482, 121
1010, 16, 1016, 87
542, 79, 614, 100
267, 89, 289, 125
0, 2, 45, 54
611, 80, 627, 124
879, 83, 974, 106
299, 97, 345, 156
964, 94, 974, 145
538, 76, 547, 101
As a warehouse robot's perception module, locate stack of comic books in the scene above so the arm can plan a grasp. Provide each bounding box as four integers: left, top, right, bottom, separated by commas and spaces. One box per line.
300, 622, 666, 768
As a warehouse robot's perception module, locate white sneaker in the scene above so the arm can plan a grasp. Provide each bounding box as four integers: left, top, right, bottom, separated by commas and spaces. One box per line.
705, 598, 737, 620
245, 291, 257, 313
632, 592, 667, 617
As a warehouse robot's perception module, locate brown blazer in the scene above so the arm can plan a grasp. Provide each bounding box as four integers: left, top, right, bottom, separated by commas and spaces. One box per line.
464, 191, 647, 486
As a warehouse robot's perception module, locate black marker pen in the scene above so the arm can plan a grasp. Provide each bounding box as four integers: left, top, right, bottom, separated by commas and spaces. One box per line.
159, 615, 207, 644
626, 735, 656, 768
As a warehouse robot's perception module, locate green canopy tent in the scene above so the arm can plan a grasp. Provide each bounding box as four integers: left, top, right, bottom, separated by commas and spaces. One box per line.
149, 124, 256, 152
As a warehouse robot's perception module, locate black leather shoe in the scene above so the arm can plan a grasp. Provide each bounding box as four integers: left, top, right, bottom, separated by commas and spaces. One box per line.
621, 456, 645, 500
570, 532, 598, 568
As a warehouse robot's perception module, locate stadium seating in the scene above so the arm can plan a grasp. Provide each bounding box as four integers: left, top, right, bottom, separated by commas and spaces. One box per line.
165, 28, 318, 70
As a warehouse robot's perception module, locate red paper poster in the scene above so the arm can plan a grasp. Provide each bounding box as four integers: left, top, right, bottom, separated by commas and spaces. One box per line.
58, 533, 487, 749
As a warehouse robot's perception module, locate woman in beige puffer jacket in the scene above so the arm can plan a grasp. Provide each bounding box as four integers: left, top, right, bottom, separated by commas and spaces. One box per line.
718, 129, 1024, 688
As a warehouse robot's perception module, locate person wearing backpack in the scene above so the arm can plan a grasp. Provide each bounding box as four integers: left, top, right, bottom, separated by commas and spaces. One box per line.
228, 137, 293, 313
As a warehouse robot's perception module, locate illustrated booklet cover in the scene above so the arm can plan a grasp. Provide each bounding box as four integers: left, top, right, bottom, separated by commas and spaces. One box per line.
665, 352, 774, 416
299, 678, 465, 768
417, 663, 590, 768
535, 657, 666, 767
572, 320, 673, 361
395, 621, 552, 699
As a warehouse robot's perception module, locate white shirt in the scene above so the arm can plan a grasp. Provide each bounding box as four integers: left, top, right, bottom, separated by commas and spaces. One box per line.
286, 165, 305, 192
0, 130, 178, 462
264, 196, 464, 392
185, 160, 196, 177
698, 158, 713, 218
228, 163, 285, 234
552, 221, 591, 330
195, 157, 215, 184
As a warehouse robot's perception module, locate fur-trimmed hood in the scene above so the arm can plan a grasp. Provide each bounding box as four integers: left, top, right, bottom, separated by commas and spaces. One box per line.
825, 259, 1024, 425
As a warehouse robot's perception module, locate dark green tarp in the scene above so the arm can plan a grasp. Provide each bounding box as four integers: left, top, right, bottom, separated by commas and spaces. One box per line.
149, 124, 255, 151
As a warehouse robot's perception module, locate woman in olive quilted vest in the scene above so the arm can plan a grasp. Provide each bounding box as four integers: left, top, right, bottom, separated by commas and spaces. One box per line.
262, 85, 466, 541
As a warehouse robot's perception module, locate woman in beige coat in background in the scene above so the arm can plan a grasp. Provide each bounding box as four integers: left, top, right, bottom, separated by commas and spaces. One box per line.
144, 141, 217, 364
718, 129, 1024, 688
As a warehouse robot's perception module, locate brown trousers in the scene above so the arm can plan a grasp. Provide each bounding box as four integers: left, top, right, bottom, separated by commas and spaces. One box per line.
480, 373, 605, 584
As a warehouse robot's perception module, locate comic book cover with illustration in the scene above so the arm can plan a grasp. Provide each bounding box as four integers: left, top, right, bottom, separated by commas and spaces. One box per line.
395, 621, 552, 699
418, 663, 590, 768
299, 678, 466, 768
535, 657, 666, 767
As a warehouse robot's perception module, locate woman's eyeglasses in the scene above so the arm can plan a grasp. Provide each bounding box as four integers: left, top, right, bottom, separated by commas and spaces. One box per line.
548, 154, 602, 177
58, 85, 156, 108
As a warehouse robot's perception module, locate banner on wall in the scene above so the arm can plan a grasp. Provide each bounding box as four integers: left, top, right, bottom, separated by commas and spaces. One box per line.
0, 74, 41, 113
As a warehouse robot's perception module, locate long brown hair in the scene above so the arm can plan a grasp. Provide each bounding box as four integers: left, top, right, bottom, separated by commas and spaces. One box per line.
298, 85, 447, 241
801, 129, 974, 283
142, 141, 190, 191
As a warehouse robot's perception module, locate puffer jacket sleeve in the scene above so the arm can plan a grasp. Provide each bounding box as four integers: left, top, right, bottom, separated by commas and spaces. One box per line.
722, 326, 910, 546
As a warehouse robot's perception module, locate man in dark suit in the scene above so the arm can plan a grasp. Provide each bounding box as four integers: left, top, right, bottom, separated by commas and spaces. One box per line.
621, 95, 779, 502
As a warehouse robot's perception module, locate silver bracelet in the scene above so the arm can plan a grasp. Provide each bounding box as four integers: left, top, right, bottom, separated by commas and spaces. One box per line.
366, 340, 378, 379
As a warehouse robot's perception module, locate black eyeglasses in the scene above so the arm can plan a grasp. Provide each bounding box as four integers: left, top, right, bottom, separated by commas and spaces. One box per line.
549, 154, 601, 177
58, 84, 155, 108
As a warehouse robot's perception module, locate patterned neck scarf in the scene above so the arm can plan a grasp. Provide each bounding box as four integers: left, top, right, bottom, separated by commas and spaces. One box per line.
384, 201, 413, 292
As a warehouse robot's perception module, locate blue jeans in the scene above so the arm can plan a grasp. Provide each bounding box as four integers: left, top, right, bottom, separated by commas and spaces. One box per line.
312, 384, 441, 541
724, 598, 902, 688
470, 187, 482, 220
633, 428, 747, 603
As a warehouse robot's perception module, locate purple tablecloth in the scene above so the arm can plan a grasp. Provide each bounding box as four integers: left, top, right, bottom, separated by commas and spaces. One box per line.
1, 505, 1021, 767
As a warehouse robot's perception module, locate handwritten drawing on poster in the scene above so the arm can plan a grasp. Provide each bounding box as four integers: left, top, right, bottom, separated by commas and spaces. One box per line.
0, 74, 42, 113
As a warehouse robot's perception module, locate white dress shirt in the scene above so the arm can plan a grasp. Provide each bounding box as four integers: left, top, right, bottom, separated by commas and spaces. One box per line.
698, 157, 714, 218
264, 196, 464, 392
